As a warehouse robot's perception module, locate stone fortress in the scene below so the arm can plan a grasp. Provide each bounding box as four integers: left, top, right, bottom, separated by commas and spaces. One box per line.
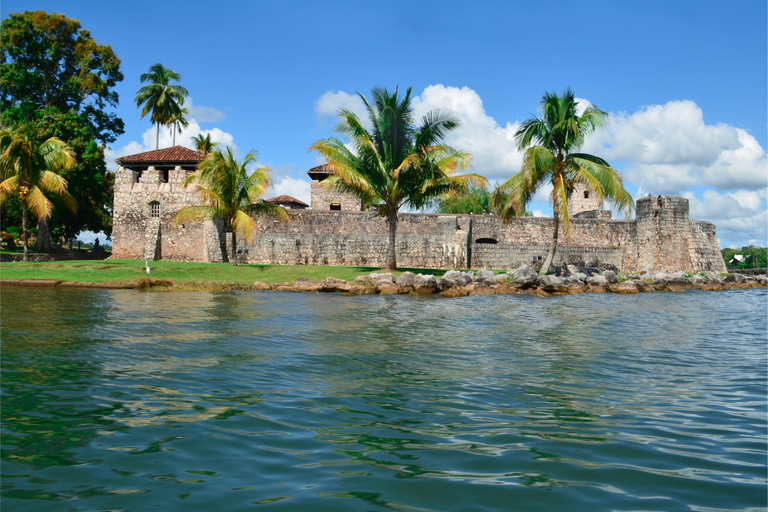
111, 146, 727, 273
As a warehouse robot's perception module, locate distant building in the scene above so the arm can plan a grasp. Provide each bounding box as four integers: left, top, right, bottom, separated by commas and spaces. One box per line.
265, 195, 308, 210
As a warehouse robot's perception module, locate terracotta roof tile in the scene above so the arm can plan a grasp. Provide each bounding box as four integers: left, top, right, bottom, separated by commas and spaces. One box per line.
115, 145, 206, 165
266, 195, 309, 207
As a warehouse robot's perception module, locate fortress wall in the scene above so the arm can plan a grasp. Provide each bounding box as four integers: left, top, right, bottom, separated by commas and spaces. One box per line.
112, 172, 726, 272
247, 211, 470, 268
245, 211, 639, 271
469, 215, 638, 271
689, 221, 727, 272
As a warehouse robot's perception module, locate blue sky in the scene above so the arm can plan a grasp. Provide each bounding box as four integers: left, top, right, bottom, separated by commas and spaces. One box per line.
3, 0, 767, 248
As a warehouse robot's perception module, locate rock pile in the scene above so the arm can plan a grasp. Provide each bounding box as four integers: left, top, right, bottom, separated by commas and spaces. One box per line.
252, 266, 767, 297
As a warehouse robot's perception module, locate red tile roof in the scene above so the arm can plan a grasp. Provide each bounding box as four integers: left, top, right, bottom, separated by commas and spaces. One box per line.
266, 195, 309, 207
115, 146, 206, 165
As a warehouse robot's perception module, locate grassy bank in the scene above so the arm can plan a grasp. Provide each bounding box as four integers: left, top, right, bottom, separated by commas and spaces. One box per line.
0, 259, 458, 286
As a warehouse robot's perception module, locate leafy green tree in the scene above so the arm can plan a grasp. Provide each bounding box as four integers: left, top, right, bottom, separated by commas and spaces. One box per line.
173, 147, 288, 266
721, 246, 767, 269
0, 11, 124, 247
135, 63, 188, 150
310, 86, 484, 270
491, 89, 633, 274
193, 133, 218, 155
0, 125, 77, 260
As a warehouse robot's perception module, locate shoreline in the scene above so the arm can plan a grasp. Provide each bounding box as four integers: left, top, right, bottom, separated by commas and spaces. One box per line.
2, 270, 765, 297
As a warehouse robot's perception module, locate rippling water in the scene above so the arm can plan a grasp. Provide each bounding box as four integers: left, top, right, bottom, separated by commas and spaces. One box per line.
1, 288, 766, 511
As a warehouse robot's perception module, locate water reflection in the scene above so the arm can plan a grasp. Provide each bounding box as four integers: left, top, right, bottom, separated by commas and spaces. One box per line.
1, 288, 766, 511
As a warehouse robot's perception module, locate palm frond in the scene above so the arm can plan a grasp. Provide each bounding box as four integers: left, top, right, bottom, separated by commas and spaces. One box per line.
25, 185, 53, 220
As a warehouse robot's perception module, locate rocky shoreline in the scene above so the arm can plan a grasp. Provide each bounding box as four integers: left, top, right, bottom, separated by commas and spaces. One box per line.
2, 265, 766, 296
270, 266, 767, 297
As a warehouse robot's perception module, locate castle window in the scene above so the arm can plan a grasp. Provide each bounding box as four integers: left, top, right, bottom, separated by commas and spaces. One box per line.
149, 201, 160, 218
330, 202, 341, 211
584, 191, 590, 199
475, 238, 498, 244
162, 169, 169, 183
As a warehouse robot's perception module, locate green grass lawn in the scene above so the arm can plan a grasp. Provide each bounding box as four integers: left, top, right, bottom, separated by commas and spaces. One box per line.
0, 259, 467, 285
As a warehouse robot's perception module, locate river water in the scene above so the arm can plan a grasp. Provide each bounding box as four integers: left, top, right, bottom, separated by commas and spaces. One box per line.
1, 288, 766, 511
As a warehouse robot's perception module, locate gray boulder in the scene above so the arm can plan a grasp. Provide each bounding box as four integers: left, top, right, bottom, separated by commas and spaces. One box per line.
413, 273, 438, 294
724, 273, 747, 283
512, 265, 538, 285
443, 270, 473, 288
603, 270, 619, 284
396, 272, 417, 287
370, 272, 395, 284
587, 274, 608, 286
475, 268, 497, 286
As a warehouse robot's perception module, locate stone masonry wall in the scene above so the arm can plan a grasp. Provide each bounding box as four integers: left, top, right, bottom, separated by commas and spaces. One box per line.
310, 179, 362, 211
112, 166, 224, 262
246, 212, 470, 268
689, 220, 727, 272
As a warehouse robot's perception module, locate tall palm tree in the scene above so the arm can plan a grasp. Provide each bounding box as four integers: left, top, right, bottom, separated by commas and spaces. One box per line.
134, 63, 188, 150
192, 133, 218, 155
309, 86, 484, 271
168, 107, 189, 146
173, 146, 288, 266
491, 89, 634, 274
0, 125, 77, 261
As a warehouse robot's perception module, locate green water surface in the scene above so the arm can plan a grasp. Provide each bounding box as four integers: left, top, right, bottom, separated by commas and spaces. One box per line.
1, 288, 766, 511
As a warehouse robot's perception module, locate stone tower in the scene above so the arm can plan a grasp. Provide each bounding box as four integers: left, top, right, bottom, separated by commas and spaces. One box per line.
112, 146, 226, 262
307, 165, 363, 211
568, 182, 603, 215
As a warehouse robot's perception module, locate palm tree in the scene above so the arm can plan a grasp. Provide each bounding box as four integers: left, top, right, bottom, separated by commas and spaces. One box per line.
168, 107, 189, 146
173, 146, 288, 265
309, 86, 484, 271
491, 89, 634, 274
134, 63, 188, 150
192, 133, 218, 155
0, 125, 77, 261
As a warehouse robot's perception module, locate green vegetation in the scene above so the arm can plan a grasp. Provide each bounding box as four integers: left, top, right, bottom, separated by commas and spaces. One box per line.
192, 133, 218, 155
721, 246, 767, 269
1, 11, 124, 245
310, 86, 484, 270
0, 125, 77, 260
0, 259, 463, 285
134, 63, 188, 150
437, 184, 534, 216
491, 89, 634, 274
174, 147, 288, 265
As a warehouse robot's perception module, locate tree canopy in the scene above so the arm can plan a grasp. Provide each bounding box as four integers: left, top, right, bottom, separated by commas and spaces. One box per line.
0, 124, 77, 260
0, 11, 124, 244
135, 63, 188, 150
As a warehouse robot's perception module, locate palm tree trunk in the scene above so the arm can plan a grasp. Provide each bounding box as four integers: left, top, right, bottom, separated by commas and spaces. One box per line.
384, 208, 398, 271
21, 202, 28, 262
231, 229, 238, 266
36, 217, 51, 253
156, 123, 160, 150
540, 213, 559, 275
172, 124, 176, 146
